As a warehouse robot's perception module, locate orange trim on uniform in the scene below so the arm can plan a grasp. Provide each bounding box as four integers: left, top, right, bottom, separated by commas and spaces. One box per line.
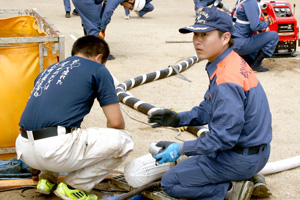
212, 51, 258, 91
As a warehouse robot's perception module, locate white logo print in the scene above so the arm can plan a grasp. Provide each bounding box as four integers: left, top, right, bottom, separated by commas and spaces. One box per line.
31, 59, 81, 98
170, 150, 179, 159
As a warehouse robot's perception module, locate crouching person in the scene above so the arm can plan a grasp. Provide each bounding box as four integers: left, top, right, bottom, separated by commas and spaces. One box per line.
16, 35, 134, 200
148, 7, 272, 200
232, 0, 279, 72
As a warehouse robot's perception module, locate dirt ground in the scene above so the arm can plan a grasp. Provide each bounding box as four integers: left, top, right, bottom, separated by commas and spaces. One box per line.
1, 0, 300, 199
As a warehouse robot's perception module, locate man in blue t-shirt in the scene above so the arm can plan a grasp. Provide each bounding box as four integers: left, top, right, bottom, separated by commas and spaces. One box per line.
16, 35, 134, 200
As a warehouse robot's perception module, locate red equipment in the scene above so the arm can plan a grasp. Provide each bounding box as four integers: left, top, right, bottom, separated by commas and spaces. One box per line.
261, 1, 299, 54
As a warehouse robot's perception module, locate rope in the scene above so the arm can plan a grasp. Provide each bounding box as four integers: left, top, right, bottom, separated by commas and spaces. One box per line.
120, 104, 187, 142
169, 65, 191, 82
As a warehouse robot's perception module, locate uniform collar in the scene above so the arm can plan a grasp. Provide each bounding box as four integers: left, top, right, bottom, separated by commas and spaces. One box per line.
205, 47, 233, 80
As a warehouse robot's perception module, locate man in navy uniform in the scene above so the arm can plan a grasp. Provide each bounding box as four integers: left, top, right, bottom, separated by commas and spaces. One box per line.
232, 0, 279, 72
149, 7, 272, 200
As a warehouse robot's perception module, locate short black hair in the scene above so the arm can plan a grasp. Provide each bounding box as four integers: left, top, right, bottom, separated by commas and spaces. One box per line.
71, 35, 110, 63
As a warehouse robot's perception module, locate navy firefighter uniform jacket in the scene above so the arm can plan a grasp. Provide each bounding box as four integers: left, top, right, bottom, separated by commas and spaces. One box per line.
232, 0, 279, 57
177, 47, 272, 156
232, 0, 269, 38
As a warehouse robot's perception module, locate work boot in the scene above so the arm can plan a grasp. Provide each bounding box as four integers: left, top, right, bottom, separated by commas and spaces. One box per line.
54, 182, 98, 200
225, 180, 254, 200
65, 11, 71, 18
108, 54, 115, 60
250, 174, 272, 198
251, 50, 269, 72
72, 9, 79, 16
252, 66, 269, 72
36, 179, 56, 195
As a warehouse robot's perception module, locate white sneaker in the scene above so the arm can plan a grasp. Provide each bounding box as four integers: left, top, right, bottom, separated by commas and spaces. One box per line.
225, 181, 254, 200
124, 14, 130, 20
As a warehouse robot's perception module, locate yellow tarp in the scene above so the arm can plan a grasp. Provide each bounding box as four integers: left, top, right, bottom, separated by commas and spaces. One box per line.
0, 16, 59, 148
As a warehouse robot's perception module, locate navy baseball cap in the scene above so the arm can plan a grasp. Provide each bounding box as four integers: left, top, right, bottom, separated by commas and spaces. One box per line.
179, 7, 233, 34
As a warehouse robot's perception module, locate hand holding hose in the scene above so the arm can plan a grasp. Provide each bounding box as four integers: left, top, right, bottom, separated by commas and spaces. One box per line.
148, 109, 180, 128
154, 142, 181, 164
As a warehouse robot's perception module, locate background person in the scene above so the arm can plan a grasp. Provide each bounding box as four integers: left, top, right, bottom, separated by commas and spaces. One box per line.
148, 7, 272, 200
194, 0, 216, 14
16, 35, 134, 200
232, 0, 279, 72
63, 0, 78, 18
98, 0, 154, 37
72, 0, 116, 60
124, 8, 130, 19
72, 0, 103, 35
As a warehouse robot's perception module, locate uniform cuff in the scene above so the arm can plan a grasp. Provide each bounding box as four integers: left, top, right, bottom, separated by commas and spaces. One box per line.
178, 142, 185, 155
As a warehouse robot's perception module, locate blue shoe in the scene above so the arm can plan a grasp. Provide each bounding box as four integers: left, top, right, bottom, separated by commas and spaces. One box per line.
108, 55, 115, 60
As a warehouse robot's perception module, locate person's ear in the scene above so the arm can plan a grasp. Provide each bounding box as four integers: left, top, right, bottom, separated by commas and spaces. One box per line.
95, 54, 103, 64
222, 32, 231, 45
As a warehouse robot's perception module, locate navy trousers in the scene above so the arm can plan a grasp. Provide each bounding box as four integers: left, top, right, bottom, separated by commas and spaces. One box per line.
233, 31, 279, 57
161, 144, 270, 200
72, 0, 102, 35
137, 2, 154, 17
64, 0, 71, 12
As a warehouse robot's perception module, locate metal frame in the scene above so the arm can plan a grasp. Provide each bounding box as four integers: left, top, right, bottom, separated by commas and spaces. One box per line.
0, 9, 65, 156
0, 8, 65, 73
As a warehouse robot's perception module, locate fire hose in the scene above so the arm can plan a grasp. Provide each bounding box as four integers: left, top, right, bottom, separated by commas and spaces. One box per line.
115, 55, 207, 136
116, 54, 300, 178
114, 181, 161, 200
116, 55, 199, 116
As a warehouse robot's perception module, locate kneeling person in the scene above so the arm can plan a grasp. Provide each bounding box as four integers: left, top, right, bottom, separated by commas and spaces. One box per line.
148, 7, 272, 200
16, 35, 134, 200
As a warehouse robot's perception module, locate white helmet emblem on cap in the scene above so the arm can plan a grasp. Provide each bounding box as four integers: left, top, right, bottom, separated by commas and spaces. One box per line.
133, 0, 146, 11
